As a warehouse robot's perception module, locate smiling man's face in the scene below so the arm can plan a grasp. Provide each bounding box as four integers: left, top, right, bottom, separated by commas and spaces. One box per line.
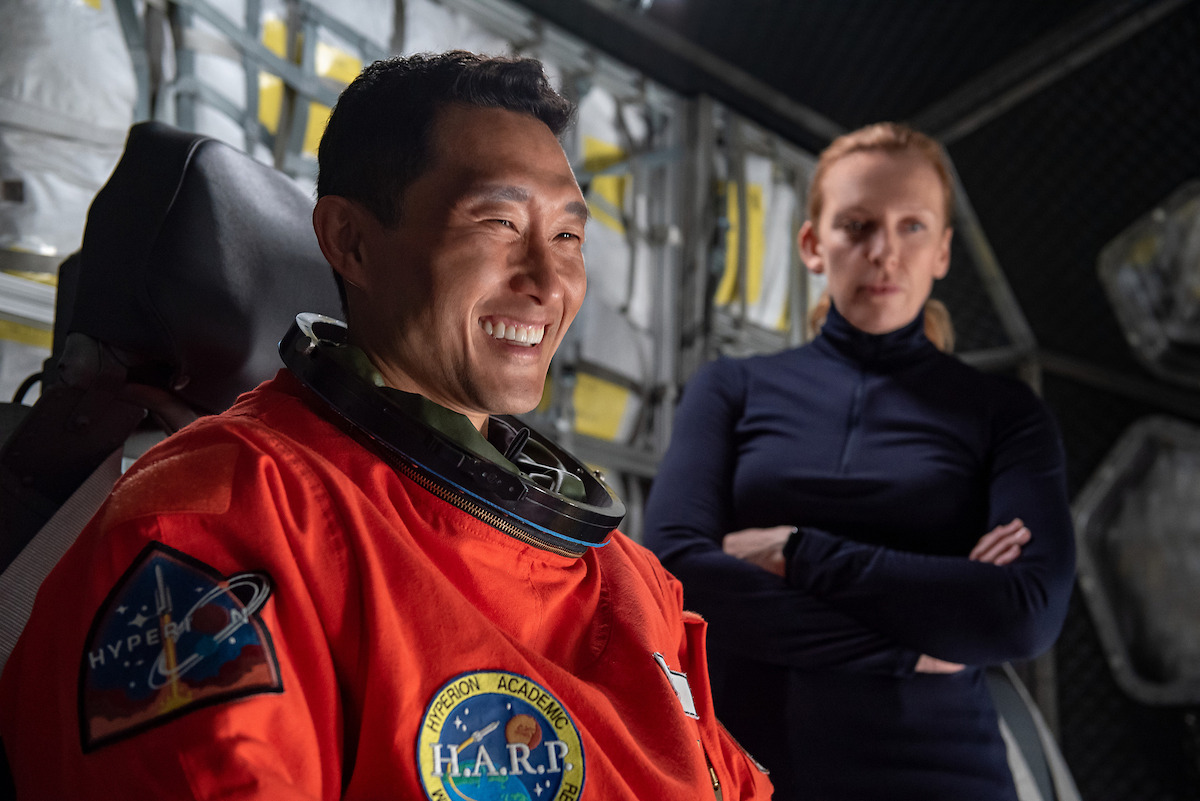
347, 103, 588, 431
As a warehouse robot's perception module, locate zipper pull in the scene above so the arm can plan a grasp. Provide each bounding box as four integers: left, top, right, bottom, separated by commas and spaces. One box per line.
700, 739, 723, 801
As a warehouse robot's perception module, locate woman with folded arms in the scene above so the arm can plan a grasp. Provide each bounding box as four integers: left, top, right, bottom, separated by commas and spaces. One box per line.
645, 122, 1075, 801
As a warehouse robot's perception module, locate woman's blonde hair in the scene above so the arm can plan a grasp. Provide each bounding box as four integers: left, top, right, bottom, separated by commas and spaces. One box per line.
807, 293, 956, 353
807, 122, 955, 227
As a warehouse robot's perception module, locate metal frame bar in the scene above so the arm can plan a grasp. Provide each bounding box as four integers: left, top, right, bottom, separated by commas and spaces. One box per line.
1040, 350, 1200, 424
947, 161, 1039, 356
167, 0, 343, 109
564, 0, 846, 143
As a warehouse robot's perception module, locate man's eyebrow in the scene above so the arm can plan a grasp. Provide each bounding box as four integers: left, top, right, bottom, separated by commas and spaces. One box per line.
469, 185, 531, 204
467, 185, 589, 222
566, 200, 589, 222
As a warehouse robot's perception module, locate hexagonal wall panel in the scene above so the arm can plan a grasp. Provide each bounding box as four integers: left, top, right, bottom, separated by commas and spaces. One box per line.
1073, 414, 1200, 705
1099, 182, 1200, 388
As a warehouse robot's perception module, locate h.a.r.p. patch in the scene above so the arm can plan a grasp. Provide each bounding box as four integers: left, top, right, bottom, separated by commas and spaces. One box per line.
78, 542, 282, 751
417, 671, 585, 801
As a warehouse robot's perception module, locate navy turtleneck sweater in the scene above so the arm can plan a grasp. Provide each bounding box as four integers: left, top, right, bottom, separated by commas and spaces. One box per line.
644, 305, 1075, 801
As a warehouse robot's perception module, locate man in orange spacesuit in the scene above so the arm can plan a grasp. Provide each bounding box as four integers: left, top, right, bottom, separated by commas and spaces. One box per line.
0, 51, 772, 800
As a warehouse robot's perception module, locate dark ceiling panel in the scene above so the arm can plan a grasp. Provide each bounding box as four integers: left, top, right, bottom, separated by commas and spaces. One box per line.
645, 0, 1114, 127
512, 0, 1200, 387
949, 0, 1200, 375
516, 0, 1174, 145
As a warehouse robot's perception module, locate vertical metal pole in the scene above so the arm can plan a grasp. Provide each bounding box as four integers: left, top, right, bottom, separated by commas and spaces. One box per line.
168, 3, 197, 131
730, 117, 749, 340
680, 95, 716, 379
243, 0, 263, 154
113, 0, 152, 122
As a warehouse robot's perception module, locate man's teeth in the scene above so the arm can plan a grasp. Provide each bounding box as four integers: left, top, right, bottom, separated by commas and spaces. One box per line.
481, 320, 545, 346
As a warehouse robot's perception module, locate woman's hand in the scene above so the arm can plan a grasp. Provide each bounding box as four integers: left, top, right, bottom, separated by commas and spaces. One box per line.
722, 526, 797, 576
969, 518, 1031, 566
915, 519, 1030, 674
914, 654, 965, 673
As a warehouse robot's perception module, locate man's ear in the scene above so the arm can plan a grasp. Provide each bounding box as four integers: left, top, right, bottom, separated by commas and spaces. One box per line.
798, 220, 825, 275
313, 195, 371, 291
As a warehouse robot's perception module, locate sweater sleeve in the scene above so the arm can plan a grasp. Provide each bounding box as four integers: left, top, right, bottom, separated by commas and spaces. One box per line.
645, 359, 920, 675
785, 383, 1076, 665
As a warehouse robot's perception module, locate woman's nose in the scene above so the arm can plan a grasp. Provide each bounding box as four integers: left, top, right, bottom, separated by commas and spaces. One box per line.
867, 229, 896, 266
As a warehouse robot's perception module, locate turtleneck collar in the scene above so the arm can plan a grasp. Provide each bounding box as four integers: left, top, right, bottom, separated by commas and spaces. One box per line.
816, 302, 936, 367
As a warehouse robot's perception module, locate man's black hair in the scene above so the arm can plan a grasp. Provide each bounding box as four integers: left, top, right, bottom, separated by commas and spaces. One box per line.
316, 51, 575, 314
317, 50, 576, 225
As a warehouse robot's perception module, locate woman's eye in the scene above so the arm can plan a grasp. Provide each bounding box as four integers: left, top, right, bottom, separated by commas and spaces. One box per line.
903, 221, 926, 232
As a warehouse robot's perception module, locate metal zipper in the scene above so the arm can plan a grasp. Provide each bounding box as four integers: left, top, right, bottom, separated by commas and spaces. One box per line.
700, 740, 723, 801
390, 454, 585, 559
839, 365, 865, 473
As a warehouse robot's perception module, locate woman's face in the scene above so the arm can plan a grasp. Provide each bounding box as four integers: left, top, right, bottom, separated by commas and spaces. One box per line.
799, 149, 952, 335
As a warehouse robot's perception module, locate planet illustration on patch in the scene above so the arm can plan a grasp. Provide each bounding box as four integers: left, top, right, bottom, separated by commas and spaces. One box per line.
505, 713, 542, 749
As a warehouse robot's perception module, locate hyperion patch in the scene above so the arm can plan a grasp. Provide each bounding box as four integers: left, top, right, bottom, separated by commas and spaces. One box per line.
78, 542, 282, 751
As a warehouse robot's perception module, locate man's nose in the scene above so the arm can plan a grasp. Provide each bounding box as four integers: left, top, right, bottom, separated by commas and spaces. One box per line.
511, 238, 566, 303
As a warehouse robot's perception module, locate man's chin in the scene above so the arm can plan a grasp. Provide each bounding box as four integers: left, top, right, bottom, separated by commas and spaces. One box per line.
479, 386, 547, 418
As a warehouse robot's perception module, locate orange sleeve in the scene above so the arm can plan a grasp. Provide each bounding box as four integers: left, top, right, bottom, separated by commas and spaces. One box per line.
1, 433, 348, 799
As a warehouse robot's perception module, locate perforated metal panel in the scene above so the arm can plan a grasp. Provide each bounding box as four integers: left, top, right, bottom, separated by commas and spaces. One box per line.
658, 0, 1104, 129
1046, 374, 1200, 800
1098, 182, 1200, 389
1057, 592, 1200, 801
950, 3, 1200, 371
933, 238, 1012, 354
1074, 416, 1200, 705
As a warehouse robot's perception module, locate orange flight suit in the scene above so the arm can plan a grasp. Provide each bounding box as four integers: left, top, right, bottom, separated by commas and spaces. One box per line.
0, 370, 772, 801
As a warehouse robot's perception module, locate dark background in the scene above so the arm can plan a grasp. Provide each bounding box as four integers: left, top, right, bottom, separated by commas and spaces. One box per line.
509, 1, 1200, 798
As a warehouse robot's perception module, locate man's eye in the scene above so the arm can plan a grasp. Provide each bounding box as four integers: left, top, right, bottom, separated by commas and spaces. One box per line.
556, 232, 580, 240
903, 221, 926, 232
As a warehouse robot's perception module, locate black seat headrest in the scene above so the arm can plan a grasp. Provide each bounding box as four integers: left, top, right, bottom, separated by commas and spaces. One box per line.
0, 122, 342, 570
68, 120, 340, 414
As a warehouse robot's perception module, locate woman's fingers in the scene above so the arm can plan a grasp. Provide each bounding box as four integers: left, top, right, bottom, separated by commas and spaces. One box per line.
970, 519, 1030, 564
988, 542, 1023, 566
722, 526, 795, 576
915, 654, 965, 674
